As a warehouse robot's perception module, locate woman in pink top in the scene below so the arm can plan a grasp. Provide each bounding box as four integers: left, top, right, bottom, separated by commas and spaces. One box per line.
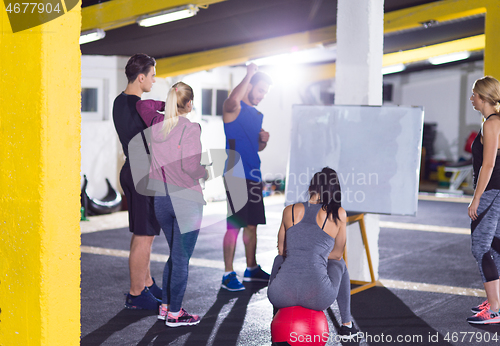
137, 82, 208, 327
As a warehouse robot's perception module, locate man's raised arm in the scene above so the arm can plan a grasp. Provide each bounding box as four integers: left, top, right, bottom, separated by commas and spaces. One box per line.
222, 63, 258, 123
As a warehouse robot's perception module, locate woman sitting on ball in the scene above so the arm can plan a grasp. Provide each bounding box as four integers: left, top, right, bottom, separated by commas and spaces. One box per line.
267, 167, 359, 341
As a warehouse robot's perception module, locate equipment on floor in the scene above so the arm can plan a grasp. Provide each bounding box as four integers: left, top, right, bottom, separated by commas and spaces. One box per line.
81, 175, 122, 215
271, 306, 329, 346
435, 131, 477, 195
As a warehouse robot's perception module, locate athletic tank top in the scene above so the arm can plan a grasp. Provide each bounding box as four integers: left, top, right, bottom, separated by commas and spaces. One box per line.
224, 101, 263, 182
280, 203, 335, 274
471, 114, 500, 190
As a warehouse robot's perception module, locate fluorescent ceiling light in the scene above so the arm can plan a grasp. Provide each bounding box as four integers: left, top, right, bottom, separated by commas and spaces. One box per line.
79, 29, 105, 45
382, 64, 405, 75
428, 51, 470, 65
251, 45, 337, 66
137, 5, 198, 27
252, 53, 291, 66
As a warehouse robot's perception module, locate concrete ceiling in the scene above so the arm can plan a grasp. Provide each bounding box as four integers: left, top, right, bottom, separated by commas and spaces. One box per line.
80, 0, 485, 68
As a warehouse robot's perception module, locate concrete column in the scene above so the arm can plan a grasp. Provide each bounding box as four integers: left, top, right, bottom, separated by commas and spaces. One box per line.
335, 0, 384, 106
0, 3, 81, 345
484, 3, 500, 80
335, 0, 384, 282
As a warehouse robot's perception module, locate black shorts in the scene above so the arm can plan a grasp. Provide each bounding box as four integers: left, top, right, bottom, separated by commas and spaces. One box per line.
225, 178, 266, 228
120, 163, 161, 236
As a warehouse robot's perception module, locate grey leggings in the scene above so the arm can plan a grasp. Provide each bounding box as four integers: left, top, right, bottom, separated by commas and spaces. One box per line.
269, 255, 352, 322
471, 189, 500, 283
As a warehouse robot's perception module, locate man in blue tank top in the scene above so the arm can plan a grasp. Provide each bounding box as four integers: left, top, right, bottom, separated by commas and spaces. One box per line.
221, 63, 272, 291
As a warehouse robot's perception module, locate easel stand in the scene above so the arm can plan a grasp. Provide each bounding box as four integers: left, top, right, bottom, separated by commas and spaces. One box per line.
345, 213, 377, 295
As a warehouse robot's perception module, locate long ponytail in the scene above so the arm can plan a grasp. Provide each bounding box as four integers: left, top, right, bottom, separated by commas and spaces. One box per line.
160, 82, 194, 138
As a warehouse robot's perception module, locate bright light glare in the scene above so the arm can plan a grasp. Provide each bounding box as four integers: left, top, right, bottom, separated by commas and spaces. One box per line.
79, 29, 106, 45
249, 46, 337, 85
252, 46, 336, 67
253, 53, 293, 66
382, 64, 405, 75
428, 51, 470, 65
251, 52, 304, 85
137, 6, 198, 27
266, 64, 302, 86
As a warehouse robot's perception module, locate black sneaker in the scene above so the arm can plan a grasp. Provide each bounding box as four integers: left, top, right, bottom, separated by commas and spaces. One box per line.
148, 277, 162, 300
125, 287, 161, 310
243, 265, 270, 282
338, 324, 361, 341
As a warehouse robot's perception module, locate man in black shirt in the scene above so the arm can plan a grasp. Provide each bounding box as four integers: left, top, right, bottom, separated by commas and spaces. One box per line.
113, 53, 161, 310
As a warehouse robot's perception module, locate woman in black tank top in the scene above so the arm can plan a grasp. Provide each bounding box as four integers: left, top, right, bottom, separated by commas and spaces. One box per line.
466, 76, 500, 324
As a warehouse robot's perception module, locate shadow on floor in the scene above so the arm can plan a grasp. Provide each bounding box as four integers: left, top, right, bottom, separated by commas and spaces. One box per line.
351, 286, 452, 345
132, 282, 267, 346
81, 309, 157, 346
324, 308, 359, 346
468, 323, 500, 334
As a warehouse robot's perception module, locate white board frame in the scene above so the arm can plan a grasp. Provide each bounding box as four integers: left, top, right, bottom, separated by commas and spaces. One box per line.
285, 105, 424, 216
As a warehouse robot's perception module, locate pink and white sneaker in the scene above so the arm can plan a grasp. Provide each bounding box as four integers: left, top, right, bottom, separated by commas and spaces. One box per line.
165, 308, 200, 327
467, 308, 500, 324
158, 305, 168, 320
471, 300, 490, 313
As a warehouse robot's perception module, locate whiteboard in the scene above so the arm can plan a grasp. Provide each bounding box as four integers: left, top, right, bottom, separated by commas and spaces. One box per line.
285, 105, 424, 216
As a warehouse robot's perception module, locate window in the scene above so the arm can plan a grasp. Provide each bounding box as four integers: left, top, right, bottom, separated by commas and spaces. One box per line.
202, 89, 213, 115
202, 88, 228, 116
81, 88, 98, 112
216, 89, 228, 116
383, 83, 393, 102
81, 78, 105, 121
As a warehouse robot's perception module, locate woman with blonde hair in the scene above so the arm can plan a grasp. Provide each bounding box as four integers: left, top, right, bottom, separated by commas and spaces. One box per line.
467, 76, 500, 324
137, 81, 208, 327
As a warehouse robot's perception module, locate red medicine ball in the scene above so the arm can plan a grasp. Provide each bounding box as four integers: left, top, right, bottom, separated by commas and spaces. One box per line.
271, 306, 329, 346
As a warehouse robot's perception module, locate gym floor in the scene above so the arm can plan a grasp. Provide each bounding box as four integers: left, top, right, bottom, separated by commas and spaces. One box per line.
80, 193, 500, 346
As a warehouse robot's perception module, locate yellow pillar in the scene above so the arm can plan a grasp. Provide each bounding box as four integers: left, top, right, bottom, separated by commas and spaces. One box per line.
0, 2, 81, 345
484, 2, 500, 80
